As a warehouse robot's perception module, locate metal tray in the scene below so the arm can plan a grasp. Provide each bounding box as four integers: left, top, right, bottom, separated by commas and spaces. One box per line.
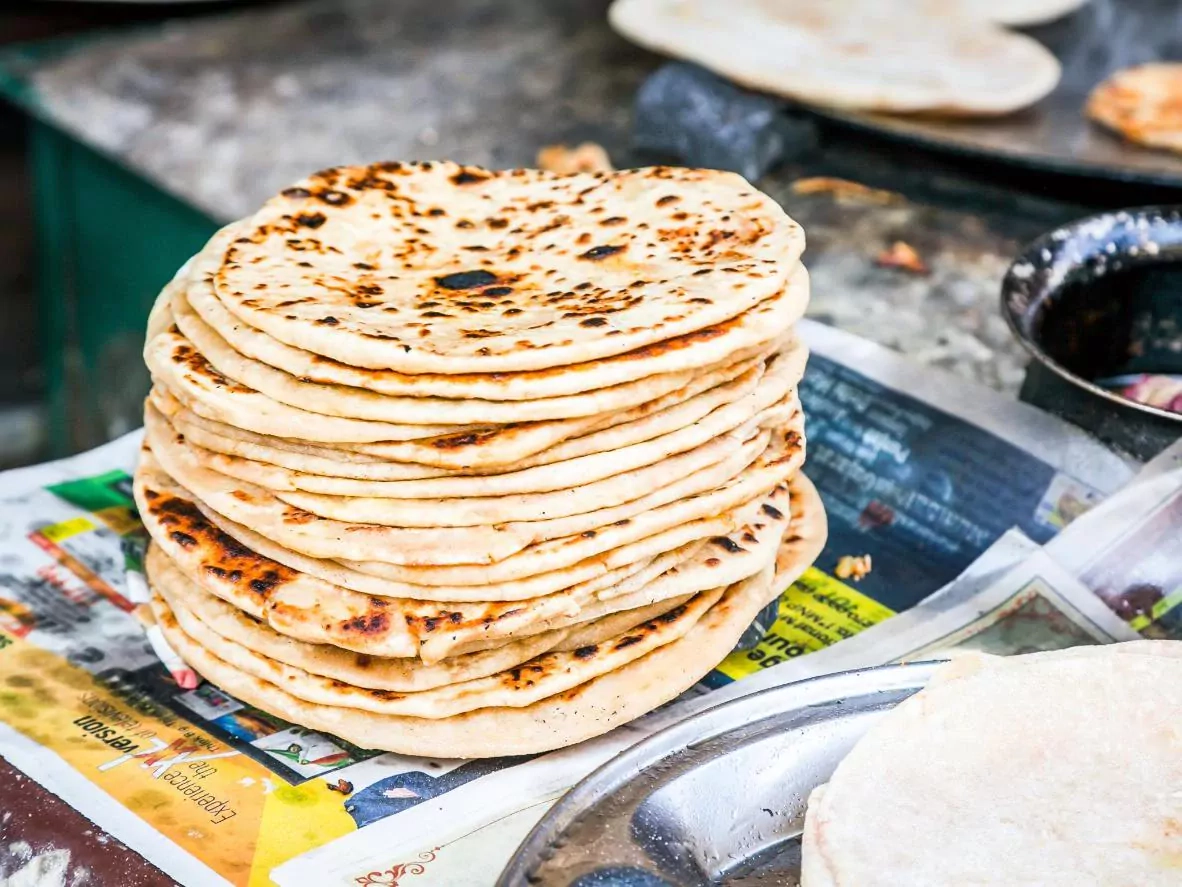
499, 662, 940, 887
817, 0, 1182, 187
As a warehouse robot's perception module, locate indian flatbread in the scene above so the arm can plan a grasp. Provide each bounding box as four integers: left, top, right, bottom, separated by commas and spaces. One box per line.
135, 460, 579, 658
171, 292, 741, 425
144, 400, 804, 568
184, 229, 809, 400
209, 162, 803, 373
145, 400, 779, 559
1086, 63, 1182, 154
135, 455, 800, 662
270, 421, 778, 526
153, 474, 825, 756
187, 344, 801, 499
149, 330, 780, 468
157, 399, 776, 527
552, 594, 693, 652
149, 584, 723, 719
147, 330, 468, 443
413, 479, 798, 662
154, 357, 766, 483
145, 544, 568, 691
802, 644, 1182, 886
333, 421, 803, 581
609, 0, 1061, 116
151, 336, 788, 473
135, 458, 687, 661
148, 462, 696, 622
155, 567, 767, 756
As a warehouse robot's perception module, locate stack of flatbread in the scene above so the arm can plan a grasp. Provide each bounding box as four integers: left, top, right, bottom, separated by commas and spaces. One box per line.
134, 161, 826, 757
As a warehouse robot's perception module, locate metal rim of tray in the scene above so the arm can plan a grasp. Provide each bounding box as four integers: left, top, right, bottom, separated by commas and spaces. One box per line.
814, 108, 1182, 189
498, 660, 943, 886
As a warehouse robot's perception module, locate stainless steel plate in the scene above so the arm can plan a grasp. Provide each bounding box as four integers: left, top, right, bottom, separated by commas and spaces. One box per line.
818, 0, 1182, 186
499, 662, 941, 887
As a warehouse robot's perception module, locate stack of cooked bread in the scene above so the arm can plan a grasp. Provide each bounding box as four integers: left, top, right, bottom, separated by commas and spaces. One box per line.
134, 161, 826, 757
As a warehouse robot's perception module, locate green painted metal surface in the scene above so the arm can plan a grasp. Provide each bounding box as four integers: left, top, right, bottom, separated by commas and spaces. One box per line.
0, 36, 219, 456
32, 122, 217, 455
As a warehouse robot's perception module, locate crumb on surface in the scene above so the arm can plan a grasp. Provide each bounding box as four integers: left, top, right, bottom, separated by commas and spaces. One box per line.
790, 177, 901, 205
875, 241, 929, 274
835, 554, 873, 581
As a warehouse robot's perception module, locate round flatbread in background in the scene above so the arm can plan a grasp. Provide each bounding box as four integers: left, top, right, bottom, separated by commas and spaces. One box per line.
1087, 63, 1182, 154
609, 0, 1061, 116
802, 643, 1182, 886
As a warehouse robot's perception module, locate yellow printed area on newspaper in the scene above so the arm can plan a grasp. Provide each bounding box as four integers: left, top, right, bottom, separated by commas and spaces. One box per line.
716, 567, 896, 681
1129, 585, 1182, 633
0, 630, 355, 886
39, 516, 95, 544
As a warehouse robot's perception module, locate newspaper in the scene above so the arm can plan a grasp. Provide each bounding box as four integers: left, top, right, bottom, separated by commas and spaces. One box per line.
0, 320, 1149, 887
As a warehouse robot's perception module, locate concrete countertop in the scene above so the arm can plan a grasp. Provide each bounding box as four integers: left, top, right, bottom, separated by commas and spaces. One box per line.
17, 0, 1054, 393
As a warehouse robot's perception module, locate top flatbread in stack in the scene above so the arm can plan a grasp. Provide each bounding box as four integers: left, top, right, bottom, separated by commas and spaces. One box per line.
135, 161, 826, 757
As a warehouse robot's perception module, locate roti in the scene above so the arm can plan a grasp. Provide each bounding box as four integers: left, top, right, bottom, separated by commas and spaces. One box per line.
143, 400, 804, 568
149, 584, 724, 719
146, 400, 776, 558
155, 359, 765, 482
136, 456, 694, 661
150, 338, 786, 473
151, 475, 825, 756
145, 545, 568, 691
136, 454, 804, 662
170, 292, 735, 425
147, 330, 468, 443
1087, 63, 1182, 154
803, 644, 1182, 886
187, 345, 802, 500
209, 162, 802, 373
184, 226, 809, 400
148, 333, 782, 469
609, 0, 1061, 116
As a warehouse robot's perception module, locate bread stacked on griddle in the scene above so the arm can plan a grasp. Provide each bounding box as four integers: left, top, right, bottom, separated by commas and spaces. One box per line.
135, 161, 826, 757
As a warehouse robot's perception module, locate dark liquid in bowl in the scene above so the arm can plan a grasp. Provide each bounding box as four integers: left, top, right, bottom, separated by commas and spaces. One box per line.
1039, 263, 1182, 384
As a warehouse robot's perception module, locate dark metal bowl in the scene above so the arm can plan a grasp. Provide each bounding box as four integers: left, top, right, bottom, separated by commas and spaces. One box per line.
1001, 206, 1182, 461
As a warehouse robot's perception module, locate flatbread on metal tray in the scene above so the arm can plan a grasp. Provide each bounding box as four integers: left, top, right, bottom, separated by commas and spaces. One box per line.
802, 642, 1182, 886
609, 0, 1061, 116
1087, 63, 1182, 155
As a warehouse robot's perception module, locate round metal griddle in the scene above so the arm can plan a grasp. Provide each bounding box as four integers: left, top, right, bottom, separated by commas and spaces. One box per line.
499, 662, 940, 887
818, 0, 1182, 187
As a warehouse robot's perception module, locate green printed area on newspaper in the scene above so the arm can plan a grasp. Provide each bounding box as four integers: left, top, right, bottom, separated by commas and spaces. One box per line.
47, 470, 135, 512
716, 567, 896, 681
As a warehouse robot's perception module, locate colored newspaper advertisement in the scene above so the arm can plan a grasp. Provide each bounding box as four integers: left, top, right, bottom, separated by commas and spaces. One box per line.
0, 322, 1145, 886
